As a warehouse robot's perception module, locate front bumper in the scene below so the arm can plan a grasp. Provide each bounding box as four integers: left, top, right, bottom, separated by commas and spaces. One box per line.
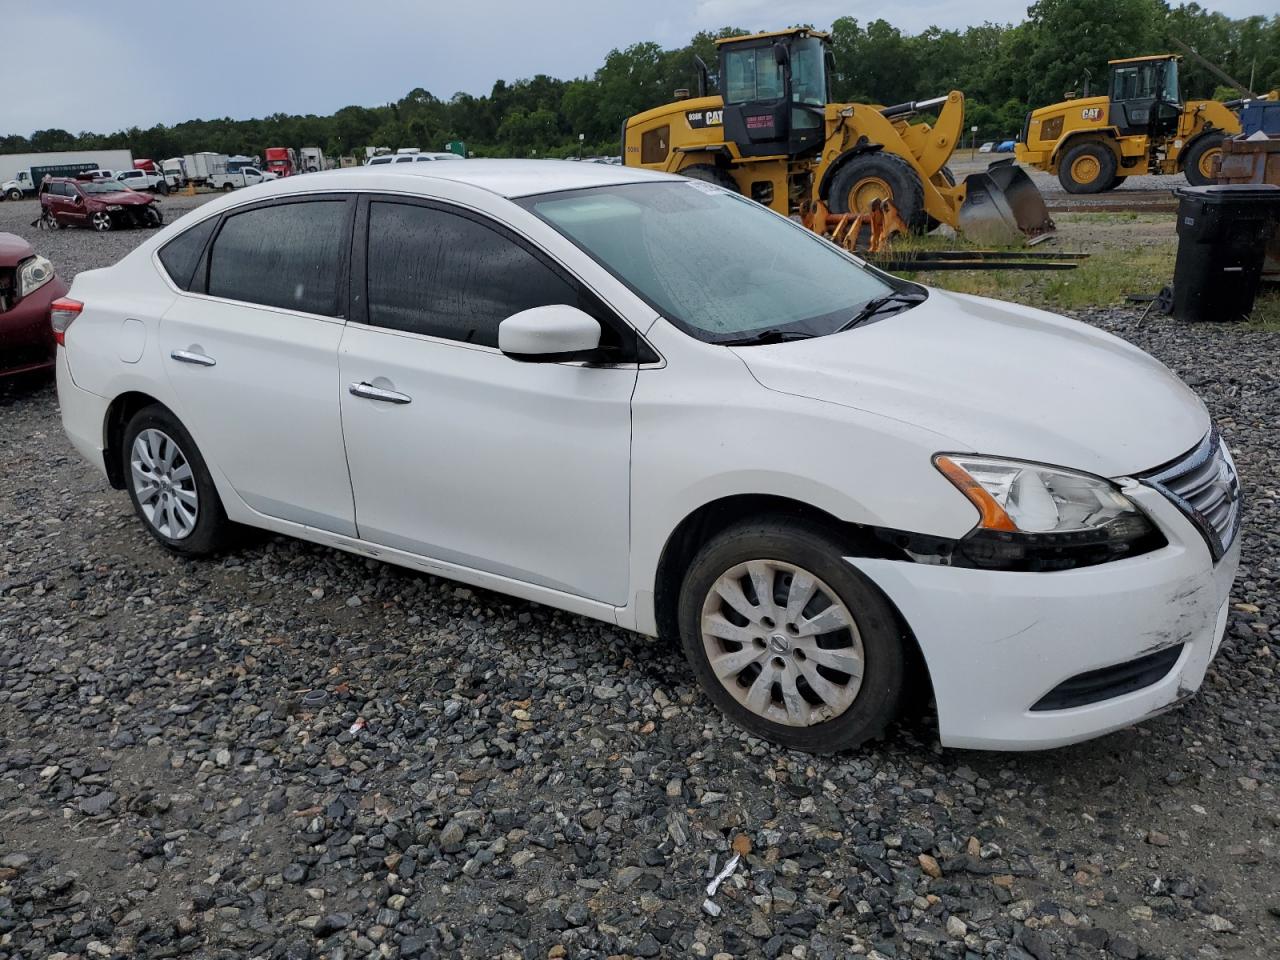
851, 485, 1240, 750
0, 276, 69, 377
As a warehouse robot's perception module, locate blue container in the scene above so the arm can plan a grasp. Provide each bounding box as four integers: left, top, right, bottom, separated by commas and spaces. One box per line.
1240, 100, 1280, 137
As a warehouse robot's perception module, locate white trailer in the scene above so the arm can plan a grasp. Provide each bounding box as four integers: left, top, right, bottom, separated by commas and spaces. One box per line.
1, 149, 134, 199
181, 152, 228, 185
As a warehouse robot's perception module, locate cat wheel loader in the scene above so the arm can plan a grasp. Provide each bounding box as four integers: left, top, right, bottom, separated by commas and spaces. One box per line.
623, 28, 1054, 246
1015, 54, 1243, 193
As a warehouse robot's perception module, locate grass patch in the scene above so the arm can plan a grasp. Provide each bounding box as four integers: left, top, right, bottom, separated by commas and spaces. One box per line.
888, 215, 1176, 312
1243, 289, 1280, 331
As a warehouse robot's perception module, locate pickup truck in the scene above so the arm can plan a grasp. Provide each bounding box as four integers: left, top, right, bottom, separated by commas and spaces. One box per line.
115, 169, 172, 194
206, 167, 275, 191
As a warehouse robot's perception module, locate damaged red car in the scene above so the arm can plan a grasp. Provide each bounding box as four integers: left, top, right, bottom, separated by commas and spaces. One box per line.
0, 233, 70, 377
39, 177, 163, 232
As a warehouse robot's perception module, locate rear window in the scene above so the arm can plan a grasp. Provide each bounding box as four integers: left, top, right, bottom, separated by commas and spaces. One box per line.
158, 217, 218, 291
207, 200, 348, 316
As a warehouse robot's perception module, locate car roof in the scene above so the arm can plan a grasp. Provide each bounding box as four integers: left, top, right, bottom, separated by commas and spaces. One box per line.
263, 159, 681, 199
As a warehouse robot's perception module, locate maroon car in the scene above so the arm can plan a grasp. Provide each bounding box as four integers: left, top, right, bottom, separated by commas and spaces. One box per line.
0, 234, 70, 378
39, 177, 162, 232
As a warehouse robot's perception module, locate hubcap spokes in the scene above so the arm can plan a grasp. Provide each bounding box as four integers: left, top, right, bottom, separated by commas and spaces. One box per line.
131, 429, 198, 540
701, 559, 864, 727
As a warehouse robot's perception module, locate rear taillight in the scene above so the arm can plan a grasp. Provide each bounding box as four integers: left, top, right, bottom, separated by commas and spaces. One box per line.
50, 297, 82, 346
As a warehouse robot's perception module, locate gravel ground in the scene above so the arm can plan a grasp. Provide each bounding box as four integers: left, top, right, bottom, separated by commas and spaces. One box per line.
1, 196, 1278, 960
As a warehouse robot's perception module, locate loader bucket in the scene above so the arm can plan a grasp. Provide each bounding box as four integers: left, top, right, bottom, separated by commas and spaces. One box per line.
958, 159, 1055, 246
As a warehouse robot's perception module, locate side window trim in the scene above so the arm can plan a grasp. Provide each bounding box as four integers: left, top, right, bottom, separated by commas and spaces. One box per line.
195, 193, 357, 319
350, 192, 654, 362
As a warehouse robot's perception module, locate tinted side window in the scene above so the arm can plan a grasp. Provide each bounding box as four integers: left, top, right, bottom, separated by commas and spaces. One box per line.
366, 201, 580, 347
158, 216, 218, 291
208, 201, 347, 316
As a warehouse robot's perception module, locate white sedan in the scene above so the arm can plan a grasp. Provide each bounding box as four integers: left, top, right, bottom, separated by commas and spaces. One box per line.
54, 161, 1240, 753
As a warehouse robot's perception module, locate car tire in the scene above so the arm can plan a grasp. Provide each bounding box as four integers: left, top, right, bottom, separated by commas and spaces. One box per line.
157, 180, 170, 195
5, 188, 21, 202
122, 405, 232, 558
827, 152, 928, 233
222, 183, 235, 192
1183, 133, 1225, 187
144, 206, 163, 228
677, 516, 906, 753
90, 211, 113, 232
1057, 141, 1117, 194
42, 210, 61, 230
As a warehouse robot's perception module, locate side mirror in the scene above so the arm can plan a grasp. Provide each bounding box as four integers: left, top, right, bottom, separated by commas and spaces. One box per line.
499, 304, 602, 363
773, 42, 790, 67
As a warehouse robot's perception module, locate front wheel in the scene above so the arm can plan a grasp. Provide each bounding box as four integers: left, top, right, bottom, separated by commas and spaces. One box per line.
1183, 133, 1225, 187
90, 211, 113, 232
5, 188, 21, 202
827, 152, 928, 233
677, 517, 906, 753
123, 405, 232, 557
144, 206, 163, 228
1057, 141, 1117, 194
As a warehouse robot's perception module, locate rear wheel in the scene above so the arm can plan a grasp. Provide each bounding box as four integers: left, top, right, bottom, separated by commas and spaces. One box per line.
90, 211, 113, 232
222, 182, 235, 192
123, 405, 232, 557
1183, 133, 1224, 187
827, 152, 928, 233
679, 164, 740, 193
1058, 141, 1116, 194
677, 517, 906, 753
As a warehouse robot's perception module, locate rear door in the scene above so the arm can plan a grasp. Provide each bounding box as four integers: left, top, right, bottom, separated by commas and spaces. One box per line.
337, 195, 639, 604
157, 195, 358, 535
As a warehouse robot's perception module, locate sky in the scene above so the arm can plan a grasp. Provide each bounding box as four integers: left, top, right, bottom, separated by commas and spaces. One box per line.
3, 0, 1275, 135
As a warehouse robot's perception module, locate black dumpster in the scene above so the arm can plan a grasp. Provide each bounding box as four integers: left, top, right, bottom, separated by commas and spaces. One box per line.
1172, 183, 1280, 322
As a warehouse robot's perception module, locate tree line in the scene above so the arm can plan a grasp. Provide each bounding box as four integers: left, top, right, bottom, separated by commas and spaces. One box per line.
3, 0, 1276, 162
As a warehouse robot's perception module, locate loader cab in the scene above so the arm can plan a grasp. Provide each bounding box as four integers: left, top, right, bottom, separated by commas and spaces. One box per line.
717, 30, 831, 159
1109, 55, 1182, 138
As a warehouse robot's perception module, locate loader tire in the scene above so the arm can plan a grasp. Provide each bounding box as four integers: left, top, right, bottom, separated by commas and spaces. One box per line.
1058, 141, 1116, 194
679, 164, 740, 193
827, 153, 928, 233
1183, 133, 1225, 187
1100, 173, 1125, 191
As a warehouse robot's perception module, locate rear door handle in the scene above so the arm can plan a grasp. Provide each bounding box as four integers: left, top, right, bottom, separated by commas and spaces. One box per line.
171, 349, 216, 367
349, 381, 412, 404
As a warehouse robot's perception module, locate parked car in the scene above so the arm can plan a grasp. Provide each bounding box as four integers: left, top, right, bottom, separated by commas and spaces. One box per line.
206, 167, 275, 191
115, 168, 171, 194
39, 178, 162, 231
996, 140, 1016, 153
0, 233, 69, 378
367, 152, 462, 166
53, 161, 1240, 754
978, 141, 995, 153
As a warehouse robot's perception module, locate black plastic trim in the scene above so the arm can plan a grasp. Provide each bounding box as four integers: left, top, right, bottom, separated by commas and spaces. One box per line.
1031, 644, 1184, 711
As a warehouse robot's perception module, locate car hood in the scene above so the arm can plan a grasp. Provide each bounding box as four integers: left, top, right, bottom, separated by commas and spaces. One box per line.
92, 189, 152, 204
733, 288, 1208, 478
0, 233, 34, 268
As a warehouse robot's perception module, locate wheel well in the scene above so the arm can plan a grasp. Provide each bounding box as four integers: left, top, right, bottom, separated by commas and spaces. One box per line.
103, 391, 163, 489
652, 494, 935, 706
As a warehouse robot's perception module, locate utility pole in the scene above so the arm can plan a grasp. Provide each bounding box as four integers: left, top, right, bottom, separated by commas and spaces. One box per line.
578, 133, 585, 160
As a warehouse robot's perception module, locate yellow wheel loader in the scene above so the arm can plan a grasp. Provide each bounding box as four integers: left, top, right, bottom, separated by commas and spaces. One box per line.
1014, 54, 1242, 193
623, 29, 1053, 246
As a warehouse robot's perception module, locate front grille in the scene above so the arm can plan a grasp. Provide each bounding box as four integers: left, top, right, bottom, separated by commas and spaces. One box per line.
1031, 643, 1184, 711
1142, 429, 1241, 561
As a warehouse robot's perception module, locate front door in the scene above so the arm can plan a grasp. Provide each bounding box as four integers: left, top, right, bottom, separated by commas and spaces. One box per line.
338, 197, 636, 604
158, 195, 358, 535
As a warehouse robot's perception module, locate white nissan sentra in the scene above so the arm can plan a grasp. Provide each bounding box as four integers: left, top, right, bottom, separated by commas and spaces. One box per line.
54, 161, 1240, 753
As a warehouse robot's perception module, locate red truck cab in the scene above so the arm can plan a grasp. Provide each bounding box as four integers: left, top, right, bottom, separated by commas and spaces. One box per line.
264, 147, 297, 178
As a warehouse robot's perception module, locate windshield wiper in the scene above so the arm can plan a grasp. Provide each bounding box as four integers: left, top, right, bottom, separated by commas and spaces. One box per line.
719, 329, 815, 346
839, 290, 928, 332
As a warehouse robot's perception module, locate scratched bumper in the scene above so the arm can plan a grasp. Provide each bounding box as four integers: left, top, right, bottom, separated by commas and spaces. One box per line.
849, 485, 1240, 751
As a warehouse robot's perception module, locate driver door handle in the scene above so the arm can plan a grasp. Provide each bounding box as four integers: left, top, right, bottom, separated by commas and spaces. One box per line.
349, 381, 412, 405
171, 349, 216, 367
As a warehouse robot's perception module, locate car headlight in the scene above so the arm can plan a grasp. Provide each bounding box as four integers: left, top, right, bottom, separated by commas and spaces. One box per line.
934, 454, 1162, 571
107, 205, 122, 211
17, 255, 54, 299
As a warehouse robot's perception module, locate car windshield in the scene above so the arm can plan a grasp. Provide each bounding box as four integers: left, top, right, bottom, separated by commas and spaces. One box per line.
520, 180, 909, 343
80, 181, 131, 194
